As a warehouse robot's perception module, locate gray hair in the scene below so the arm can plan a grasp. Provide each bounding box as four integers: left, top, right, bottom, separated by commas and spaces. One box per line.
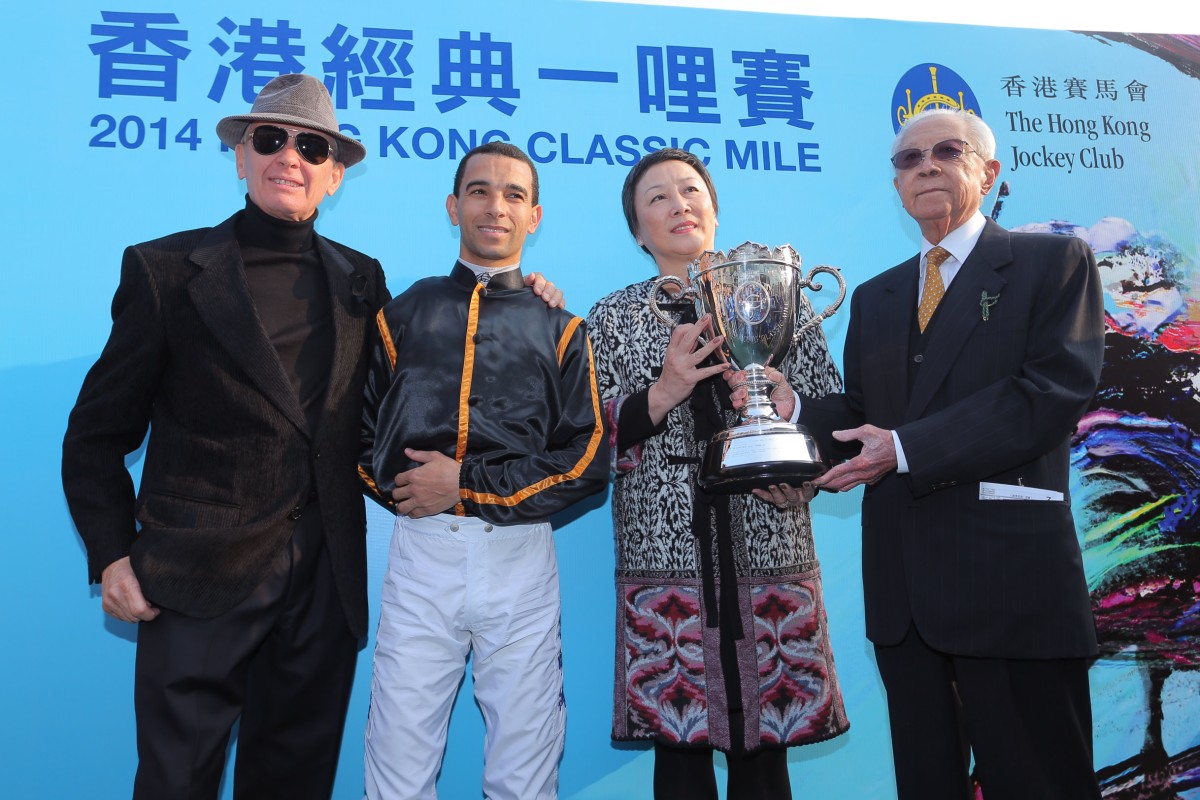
892, 108, 996, 161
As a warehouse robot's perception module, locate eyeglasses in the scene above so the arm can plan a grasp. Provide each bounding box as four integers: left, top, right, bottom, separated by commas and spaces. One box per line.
248, 125, 337, 165
890, 139, 976, 170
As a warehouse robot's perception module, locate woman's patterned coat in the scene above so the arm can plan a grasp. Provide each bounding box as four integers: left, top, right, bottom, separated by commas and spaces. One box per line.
587, 277, 851, 752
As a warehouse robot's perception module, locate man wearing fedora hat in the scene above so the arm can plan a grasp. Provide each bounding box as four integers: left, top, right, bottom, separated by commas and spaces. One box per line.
61, 73, 560, 798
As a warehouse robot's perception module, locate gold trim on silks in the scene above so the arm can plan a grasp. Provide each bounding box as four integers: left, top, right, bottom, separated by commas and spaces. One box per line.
458, 318, 606, 509
454, 282, 486, 516
558, 316, 583, 365
896, 66, 980, 129
375, 308, 398, 371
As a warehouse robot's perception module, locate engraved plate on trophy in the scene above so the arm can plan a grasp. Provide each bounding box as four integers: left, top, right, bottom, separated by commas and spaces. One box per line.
649, 241, 846, 494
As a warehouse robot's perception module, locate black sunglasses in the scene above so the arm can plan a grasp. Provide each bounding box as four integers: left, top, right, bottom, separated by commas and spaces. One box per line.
249, 125, 336, 165
891, 139, 976, 170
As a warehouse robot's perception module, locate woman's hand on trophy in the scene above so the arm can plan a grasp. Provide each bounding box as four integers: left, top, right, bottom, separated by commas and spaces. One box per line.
752, 481, 816, 509
725, 366, 796, 419
648, 314, 728, 424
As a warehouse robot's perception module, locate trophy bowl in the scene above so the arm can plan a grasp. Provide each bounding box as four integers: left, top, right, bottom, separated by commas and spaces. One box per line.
649, 241, 846, 494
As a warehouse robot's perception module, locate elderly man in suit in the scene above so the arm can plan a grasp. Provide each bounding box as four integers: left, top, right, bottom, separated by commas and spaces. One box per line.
61, 74, 559, 799
755, 108, 1105, 799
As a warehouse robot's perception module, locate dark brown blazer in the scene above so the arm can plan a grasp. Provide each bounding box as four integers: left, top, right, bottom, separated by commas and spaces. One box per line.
62, 212, 388, 638
803, 219, 1104, 659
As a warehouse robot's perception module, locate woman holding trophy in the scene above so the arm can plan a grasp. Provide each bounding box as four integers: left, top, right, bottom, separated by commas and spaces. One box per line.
586, 148, 849, 799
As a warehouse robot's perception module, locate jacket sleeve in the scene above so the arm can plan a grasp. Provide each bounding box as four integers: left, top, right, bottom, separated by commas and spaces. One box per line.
897, 235, 1105, 495
458, 316, 609, 524
61, 246, 167, 583
796, 285, 868, 463
585, 296, 664, 475
358, 307, 398, 511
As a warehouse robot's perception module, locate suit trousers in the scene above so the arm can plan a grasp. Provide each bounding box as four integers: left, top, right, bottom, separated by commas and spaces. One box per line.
132, 500, 358, 800
874, 624, 1100, 800
363, 514, 564, 800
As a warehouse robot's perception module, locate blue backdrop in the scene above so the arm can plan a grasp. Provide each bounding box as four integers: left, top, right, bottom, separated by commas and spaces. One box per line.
3, 1, 1197, 797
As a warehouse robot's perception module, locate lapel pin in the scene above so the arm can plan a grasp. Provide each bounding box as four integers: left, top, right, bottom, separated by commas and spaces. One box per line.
980, 291, 1000, 322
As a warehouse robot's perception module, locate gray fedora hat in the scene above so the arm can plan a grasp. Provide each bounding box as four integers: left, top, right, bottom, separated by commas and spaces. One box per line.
216, 73, 366, 167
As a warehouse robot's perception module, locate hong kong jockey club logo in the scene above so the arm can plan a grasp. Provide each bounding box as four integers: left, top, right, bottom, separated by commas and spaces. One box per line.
891, 63, 982, 132
734, 280, 772, 325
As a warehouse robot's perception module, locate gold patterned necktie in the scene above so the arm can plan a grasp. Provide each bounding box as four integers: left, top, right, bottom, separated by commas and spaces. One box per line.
918, 246, 950, 332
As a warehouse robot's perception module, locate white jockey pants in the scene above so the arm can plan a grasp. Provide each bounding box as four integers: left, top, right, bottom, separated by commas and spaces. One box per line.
363, 513, 564, 800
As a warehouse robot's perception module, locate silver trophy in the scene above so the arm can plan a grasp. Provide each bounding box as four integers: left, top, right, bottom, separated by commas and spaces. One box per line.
649, 241, 846, 494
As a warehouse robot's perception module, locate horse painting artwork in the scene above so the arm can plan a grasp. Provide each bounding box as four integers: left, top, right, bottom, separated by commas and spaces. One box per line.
1015, 216, 1200, 799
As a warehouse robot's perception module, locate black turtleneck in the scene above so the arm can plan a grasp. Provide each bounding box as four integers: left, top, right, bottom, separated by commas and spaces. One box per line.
236, 197, 333, 433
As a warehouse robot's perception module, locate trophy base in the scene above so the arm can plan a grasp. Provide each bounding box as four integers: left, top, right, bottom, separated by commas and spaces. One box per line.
698, 421, 826, 494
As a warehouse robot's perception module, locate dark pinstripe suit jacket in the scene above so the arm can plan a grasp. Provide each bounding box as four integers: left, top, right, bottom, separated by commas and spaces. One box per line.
803, 219, 1104, 659
62, 212, 388, 638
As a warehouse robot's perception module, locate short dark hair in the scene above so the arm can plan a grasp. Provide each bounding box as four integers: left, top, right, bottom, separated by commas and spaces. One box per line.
620, 148, 718, 255
452, 141, 540, 205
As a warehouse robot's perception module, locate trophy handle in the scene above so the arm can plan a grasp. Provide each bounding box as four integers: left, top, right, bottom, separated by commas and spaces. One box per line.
793, 265, 847, 341
648, 275, 693, 326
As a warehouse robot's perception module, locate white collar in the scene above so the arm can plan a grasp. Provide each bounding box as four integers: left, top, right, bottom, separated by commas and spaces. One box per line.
921, 211, 986, 266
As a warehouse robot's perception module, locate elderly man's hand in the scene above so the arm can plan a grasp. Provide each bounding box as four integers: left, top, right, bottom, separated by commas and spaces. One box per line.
525, 272, 564, 308
392, 448, 463, 518
811, 425, 897, 492
101, 557, 160, 623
